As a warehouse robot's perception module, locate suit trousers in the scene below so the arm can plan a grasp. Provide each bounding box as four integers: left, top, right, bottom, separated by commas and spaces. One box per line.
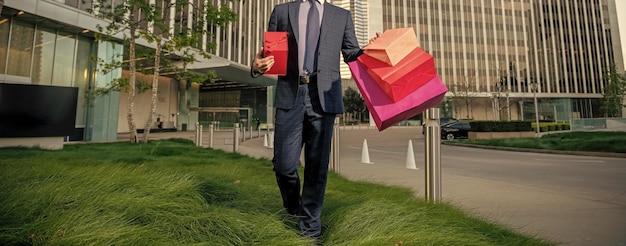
273, 83, 336, 237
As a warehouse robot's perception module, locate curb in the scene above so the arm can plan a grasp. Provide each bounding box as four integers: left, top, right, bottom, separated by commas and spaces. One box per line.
442, 141, 626, 159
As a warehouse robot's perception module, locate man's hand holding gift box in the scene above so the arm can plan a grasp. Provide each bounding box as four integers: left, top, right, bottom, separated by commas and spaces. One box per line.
260, 32, 289, 76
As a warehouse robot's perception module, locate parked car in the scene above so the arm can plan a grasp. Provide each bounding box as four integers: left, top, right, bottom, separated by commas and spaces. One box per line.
440, 117, 459, 125
440, 122, 471, 140
422, 117, 459, 135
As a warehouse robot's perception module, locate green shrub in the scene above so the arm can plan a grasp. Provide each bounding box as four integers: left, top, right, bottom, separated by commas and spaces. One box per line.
465, 131, 626, 153
534, 122, 571, 132
469, 121, 532, 132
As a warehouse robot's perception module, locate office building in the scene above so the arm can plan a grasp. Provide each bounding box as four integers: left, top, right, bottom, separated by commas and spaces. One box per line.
1, 0, 624, 147
365, 0, 624, 121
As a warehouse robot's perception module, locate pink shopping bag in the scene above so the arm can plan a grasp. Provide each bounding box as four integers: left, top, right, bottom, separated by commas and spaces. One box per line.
358, 47, 436, 102
348, 60, 447, 131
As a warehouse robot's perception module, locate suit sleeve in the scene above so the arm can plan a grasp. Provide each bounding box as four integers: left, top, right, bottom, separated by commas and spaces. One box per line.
267, 7, 278, 32
341, 12, 363, 63
251, 8, 280, 78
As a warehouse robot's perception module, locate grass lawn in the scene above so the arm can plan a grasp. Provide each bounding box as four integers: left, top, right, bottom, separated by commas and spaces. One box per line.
459, 131, 626, 153
0, 139, 552, 245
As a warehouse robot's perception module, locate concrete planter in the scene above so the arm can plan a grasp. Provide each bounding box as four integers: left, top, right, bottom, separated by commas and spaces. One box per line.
468, 131, 536, 140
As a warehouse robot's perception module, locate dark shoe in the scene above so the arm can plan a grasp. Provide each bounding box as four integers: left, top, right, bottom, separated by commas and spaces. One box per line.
299, 232, 323, 245
287, 207, 300, 216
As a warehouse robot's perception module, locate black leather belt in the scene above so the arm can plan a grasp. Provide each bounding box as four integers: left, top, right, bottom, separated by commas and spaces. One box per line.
299, 74, 316, 84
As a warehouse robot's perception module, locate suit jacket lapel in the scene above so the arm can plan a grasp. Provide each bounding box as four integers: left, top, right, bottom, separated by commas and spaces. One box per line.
288, 2, 300, 46
319, 3, 335, 46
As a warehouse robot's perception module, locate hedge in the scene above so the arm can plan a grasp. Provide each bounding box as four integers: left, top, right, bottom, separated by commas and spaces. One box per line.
469, 121, 533, 132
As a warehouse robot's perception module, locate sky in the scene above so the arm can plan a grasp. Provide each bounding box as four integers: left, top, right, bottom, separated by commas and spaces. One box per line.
616, 0, 626, 70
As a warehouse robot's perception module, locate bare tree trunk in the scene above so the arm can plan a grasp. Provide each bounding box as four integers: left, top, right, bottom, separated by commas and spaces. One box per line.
127, 8, 138, 143
142, 40, 162, 143
465, 96, 471, 119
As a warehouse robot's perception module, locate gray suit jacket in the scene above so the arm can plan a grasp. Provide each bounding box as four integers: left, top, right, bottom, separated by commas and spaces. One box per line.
253, 1, 363, 114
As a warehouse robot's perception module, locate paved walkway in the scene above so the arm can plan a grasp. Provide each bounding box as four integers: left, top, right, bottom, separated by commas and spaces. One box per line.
131, 126, 626, 246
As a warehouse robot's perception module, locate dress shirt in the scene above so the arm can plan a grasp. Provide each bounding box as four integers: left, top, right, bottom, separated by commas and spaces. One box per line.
298, 0, 324, 76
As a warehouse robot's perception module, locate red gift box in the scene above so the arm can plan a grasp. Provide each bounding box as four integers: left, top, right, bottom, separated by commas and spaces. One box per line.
263, 32, 288, 75
358, 47, 437, 102
348, 60, 447, 131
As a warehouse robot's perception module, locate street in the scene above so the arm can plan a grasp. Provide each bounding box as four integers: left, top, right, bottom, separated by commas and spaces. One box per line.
334, 127, 626, 246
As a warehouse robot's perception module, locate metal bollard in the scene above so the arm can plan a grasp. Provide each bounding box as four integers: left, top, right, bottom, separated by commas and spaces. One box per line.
242, 124, 246, 141
198, 124, 203, 147
330, 116, 341, 173
194, 122, 201, 146
268, 129, 274, 149
209, 124, 214, 148
424, 108, 442, 203
194, 122, 198, 146
233, 123, 240, 153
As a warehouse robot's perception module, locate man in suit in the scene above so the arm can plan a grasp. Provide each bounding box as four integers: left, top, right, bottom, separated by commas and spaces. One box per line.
251, 0, 367, 239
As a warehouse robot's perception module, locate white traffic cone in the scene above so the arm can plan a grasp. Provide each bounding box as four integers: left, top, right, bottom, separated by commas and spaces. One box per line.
406, 139, 417, 169
361, 139, 372, 164
263, 134, 268, 147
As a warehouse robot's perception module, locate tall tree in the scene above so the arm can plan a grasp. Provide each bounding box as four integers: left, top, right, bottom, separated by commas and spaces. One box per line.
89, 0, 237, 143
601, 64, 626, 118
342, 87, 368, 123
490, 62, 516, 121
449, 74, 480, 119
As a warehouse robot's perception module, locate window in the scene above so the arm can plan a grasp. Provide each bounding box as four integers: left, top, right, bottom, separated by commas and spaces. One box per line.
0, 18, 10, 74
74, 37, 93, 127
32, 27, 56, 85
6, 21, 35, 78
65, 0, 79, 8
52, 32, 76, 87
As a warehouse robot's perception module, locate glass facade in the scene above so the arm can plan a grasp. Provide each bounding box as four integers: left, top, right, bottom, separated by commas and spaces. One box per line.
0, 15, 97, 140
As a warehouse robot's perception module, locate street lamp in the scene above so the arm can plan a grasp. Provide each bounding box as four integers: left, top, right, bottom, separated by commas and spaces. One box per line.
531, 82, 540, 137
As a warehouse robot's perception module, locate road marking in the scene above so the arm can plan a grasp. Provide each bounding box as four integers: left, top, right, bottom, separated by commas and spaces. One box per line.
346, 145, 405, 154
534, 158, 604, 163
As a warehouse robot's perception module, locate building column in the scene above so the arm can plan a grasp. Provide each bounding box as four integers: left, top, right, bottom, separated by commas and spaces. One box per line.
177, 80, 199, 131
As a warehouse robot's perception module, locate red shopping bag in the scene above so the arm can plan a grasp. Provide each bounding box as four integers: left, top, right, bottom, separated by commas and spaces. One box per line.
358, 47, 437, 102
348, 60, 447, 131
263, 32, 288, 75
